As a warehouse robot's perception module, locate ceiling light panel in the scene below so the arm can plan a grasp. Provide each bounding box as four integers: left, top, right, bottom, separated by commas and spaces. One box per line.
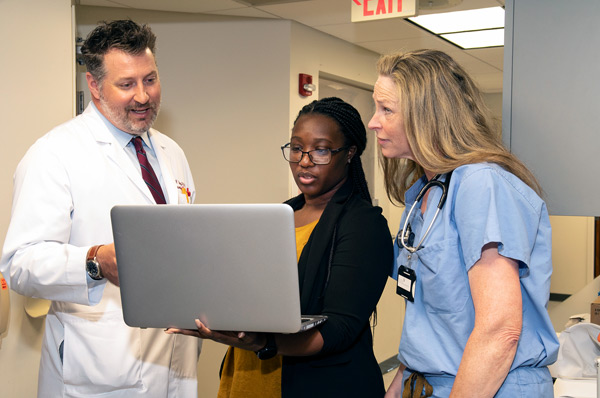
441, 28, 504, 49
409, 6, 504, 34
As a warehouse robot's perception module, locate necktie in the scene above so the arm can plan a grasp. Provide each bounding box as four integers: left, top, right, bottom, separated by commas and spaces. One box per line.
132, 136, 167, 204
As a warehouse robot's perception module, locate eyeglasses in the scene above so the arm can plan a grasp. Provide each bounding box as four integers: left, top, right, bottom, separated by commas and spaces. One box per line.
281, 143, 348, 165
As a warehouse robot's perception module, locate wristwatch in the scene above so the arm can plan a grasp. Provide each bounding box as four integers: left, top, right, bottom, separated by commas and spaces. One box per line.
255, 333, 278, 360
86, 245, 104, 280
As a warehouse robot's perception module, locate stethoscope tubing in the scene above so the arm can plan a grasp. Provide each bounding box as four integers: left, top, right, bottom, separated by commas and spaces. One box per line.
398, 171, 453, 253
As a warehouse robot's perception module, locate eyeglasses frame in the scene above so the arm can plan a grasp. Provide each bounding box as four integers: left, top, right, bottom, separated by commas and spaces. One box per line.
280, 142, 349, 165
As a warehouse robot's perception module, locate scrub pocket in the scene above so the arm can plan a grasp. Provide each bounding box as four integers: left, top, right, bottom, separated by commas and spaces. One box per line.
417, 239, 469, 313
62, 314, 143, 396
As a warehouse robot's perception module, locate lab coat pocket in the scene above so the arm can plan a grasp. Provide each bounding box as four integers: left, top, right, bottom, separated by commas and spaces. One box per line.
417, 239, 469, 314
62, 315, 143, 395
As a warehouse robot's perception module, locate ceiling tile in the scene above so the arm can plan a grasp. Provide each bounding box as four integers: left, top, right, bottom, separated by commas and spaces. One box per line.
464, 47, 504, 71
357, 34, 464, 55
80, 0, 249, 13
204, 7, 278, 18
450, 49, 503, 74
473, 72, 503, 93
417, 0, 502, 15
256, 0, 350, 27
79, 0, 130, 8
318, 19, 426, 43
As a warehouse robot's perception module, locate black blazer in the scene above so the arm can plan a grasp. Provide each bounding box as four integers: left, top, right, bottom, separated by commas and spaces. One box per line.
281, 179, 394, 398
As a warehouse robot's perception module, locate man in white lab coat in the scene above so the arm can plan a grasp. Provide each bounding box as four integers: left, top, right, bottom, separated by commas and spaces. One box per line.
0, 20, 200, 397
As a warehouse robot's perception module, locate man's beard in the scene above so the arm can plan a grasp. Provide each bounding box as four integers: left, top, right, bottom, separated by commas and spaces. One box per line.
99, 92, 160, 135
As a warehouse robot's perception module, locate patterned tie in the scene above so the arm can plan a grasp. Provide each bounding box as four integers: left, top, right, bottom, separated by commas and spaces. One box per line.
132, 136, 167, 204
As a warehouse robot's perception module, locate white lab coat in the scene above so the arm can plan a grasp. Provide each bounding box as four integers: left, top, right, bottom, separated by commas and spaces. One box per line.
0, 104, 201, 397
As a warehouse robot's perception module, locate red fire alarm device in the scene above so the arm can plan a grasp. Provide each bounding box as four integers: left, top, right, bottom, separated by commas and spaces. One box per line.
299, 73, 316, 97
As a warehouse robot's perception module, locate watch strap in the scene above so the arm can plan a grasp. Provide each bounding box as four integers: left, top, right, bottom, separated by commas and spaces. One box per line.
86, 245, 102, 263
255, 333, 277, 360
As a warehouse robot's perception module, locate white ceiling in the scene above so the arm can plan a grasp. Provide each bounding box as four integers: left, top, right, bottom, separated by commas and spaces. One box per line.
77, 0, 506, 92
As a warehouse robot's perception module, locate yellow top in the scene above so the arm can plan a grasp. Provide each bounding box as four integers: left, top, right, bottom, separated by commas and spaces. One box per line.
217, 218, 319, 398
294, 218, 319, 261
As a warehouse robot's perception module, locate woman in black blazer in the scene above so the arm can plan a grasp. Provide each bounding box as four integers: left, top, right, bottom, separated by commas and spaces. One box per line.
169, 97, 393, 397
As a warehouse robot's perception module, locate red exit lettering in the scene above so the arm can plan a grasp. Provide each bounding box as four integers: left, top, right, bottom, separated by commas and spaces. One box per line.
363, 0, 403, 16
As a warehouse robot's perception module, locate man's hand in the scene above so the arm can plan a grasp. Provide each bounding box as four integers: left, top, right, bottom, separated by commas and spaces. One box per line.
96, 244, 119, 286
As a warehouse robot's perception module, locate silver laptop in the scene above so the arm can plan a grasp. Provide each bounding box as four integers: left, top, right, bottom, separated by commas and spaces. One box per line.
111, 204, 327, 333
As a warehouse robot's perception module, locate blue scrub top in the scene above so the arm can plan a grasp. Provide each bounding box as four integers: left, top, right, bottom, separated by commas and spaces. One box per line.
393, 163, 559, 379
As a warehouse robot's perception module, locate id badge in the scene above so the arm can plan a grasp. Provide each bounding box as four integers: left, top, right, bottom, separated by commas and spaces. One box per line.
397, 265, 416, 302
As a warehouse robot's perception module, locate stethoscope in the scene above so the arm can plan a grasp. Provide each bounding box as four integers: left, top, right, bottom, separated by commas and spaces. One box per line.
397, 171, 453, 253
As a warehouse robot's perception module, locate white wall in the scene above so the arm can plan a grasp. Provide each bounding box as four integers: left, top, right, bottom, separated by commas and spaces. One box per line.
0, 2, 595, 397
77, 7, 293, 205
0, 0, 74, 396
550, 216, 595, 295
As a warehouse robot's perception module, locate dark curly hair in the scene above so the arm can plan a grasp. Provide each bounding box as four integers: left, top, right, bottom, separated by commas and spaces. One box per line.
80, 19, 156, 84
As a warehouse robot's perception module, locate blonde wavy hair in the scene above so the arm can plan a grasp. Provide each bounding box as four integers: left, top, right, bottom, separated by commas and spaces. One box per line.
377, 49, 541, 205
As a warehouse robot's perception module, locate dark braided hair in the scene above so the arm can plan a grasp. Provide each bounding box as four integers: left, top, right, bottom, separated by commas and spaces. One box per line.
294, 97, 372, 202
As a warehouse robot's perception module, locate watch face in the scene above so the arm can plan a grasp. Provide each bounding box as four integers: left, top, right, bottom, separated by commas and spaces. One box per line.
256, 335, 277, 360
257, 347, 277, 360
86, 260, 101, 279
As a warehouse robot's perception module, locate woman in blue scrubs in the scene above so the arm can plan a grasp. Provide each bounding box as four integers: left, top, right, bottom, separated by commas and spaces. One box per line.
369, 49, 559, 397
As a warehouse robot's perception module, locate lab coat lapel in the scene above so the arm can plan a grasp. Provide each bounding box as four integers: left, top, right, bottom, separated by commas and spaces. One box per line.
85, 106, 156, 203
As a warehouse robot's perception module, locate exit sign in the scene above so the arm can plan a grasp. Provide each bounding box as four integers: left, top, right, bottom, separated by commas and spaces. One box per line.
351, 0, 416, 22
